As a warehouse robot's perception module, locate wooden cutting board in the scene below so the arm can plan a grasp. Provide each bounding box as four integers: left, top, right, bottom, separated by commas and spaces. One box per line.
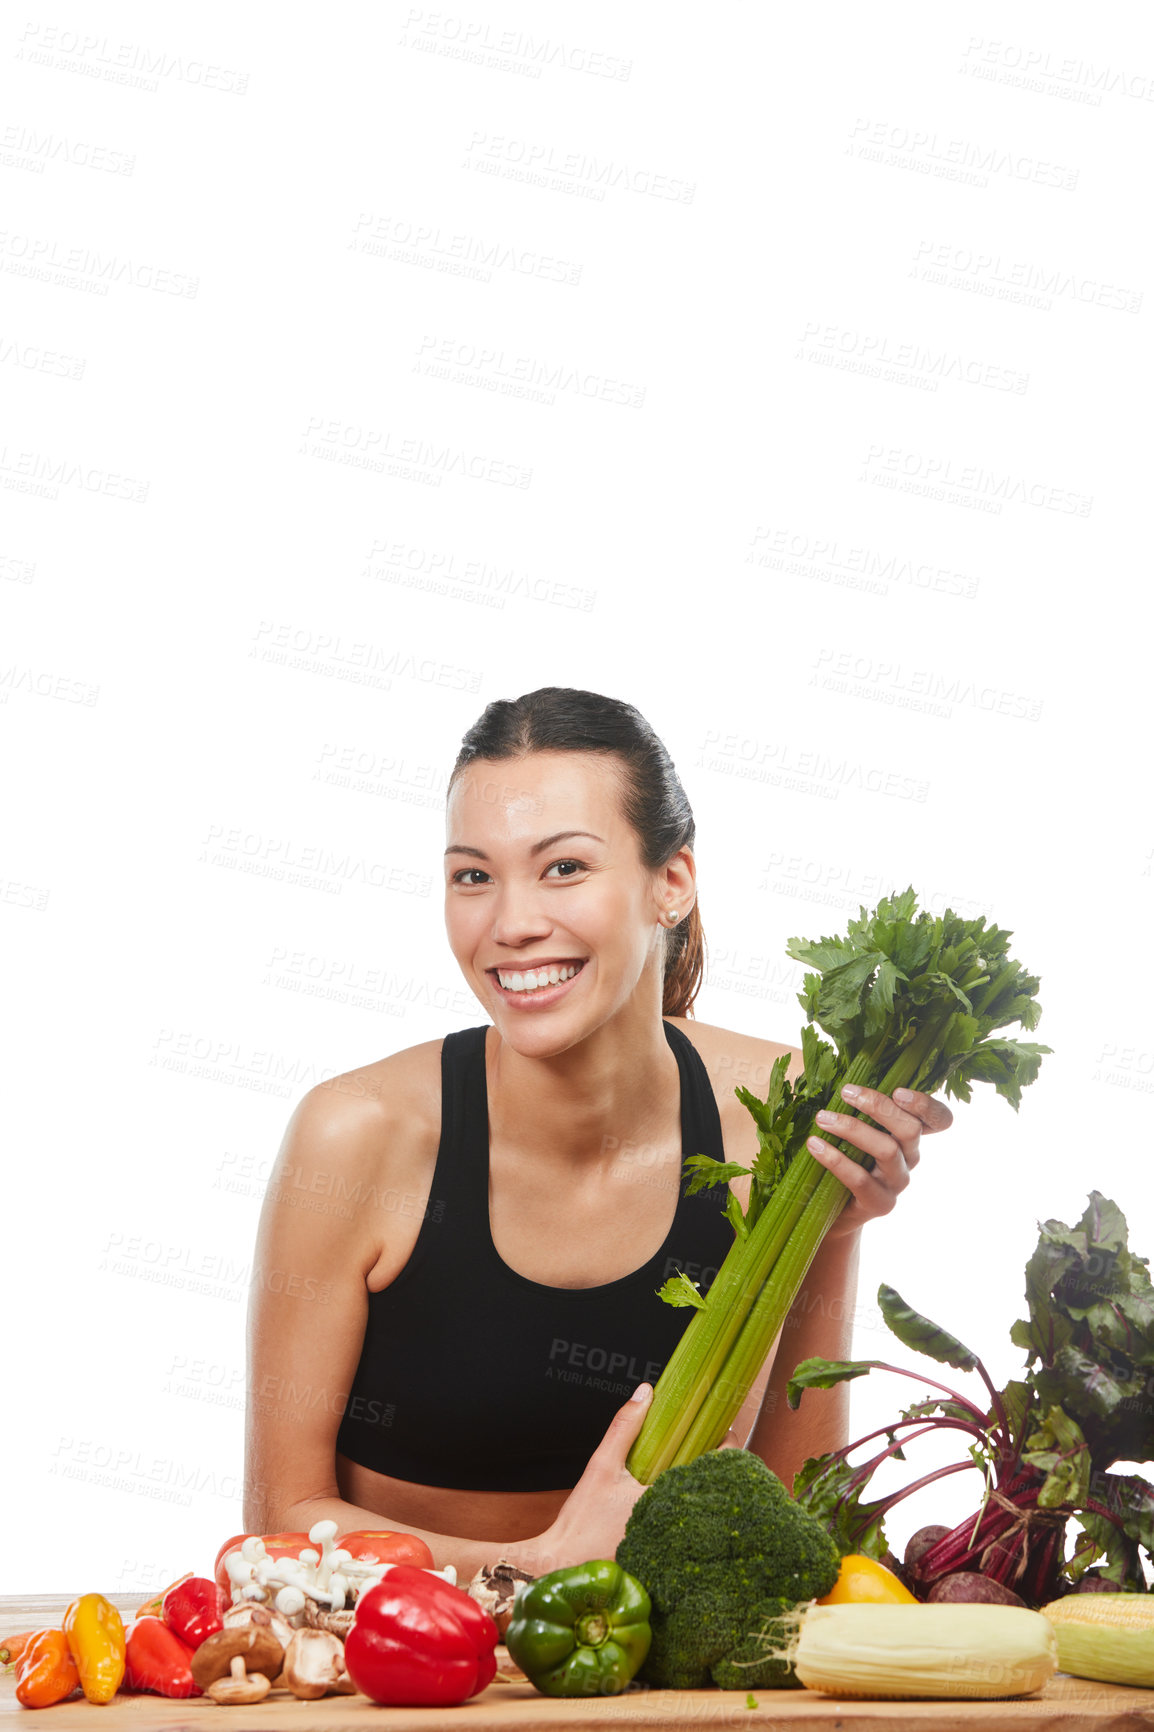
4, 1596, 1153, 1730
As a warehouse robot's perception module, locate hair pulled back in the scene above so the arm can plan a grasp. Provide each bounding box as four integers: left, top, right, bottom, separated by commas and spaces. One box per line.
448, 687, 705, 1018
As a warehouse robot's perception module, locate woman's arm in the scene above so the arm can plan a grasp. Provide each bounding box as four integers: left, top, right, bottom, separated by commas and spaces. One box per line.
244, 1074, 546, 1579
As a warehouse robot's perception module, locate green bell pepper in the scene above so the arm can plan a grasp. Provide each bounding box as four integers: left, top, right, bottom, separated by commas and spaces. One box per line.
505, 1559, 651, 1697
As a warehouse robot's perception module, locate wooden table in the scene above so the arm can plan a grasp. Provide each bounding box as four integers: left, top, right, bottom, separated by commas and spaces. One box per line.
4, 1596, 1153, 1731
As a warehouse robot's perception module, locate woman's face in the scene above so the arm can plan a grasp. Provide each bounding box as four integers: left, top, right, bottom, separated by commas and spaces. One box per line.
444, 751, 686, 1054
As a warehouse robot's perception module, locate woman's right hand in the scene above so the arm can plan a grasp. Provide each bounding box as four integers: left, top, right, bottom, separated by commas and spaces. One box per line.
527, 1384, 655, 1575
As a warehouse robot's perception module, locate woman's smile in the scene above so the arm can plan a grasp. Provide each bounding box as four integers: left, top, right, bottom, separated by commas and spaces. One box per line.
488, 957, 588, 1007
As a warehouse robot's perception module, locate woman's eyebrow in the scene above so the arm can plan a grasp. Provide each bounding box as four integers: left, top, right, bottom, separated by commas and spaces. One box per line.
444, 829, 605, 861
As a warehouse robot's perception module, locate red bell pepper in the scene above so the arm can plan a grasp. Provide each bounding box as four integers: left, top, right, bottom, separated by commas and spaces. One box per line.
344, 1566, 498, 1707
336, 1529, 435, 1570
214, 1531, 310, 1596
161, 1576, 223, 1649
124, 1617, 201, 1698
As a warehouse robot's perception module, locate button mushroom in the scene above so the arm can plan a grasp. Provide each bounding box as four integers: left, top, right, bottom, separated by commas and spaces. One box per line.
190, 1626, 284, 1705
282, 1628, 357, 1699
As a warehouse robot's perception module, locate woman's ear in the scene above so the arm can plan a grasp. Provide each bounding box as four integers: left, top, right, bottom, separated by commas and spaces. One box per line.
653, 846, 696, 923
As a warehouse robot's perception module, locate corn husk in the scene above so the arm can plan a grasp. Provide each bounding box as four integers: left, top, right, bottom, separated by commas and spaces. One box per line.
1042, 1593, 1154, 1689
796, 1603, 1058, 1700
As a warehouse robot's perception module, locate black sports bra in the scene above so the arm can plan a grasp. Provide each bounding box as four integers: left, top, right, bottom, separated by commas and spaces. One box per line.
335, 1021, 735, 1492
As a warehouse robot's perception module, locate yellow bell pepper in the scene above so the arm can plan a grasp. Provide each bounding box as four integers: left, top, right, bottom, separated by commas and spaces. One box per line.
63, 1594, 126, 1704
818, 1554, 917, 1606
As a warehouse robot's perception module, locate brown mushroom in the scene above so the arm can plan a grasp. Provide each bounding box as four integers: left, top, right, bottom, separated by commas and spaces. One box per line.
282, 1628, 357, 1699
222, 1601, 296, 1648
466, 1560, 537, 1636
191, 1626, 284, 1705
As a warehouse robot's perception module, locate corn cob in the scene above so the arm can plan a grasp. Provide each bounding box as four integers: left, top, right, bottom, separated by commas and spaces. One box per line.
795, 1604, 1057, 1700
1041, 1593, 1154, 1689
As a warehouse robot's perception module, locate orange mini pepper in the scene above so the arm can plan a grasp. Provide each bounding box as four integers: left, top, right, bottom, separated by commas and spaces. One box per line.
14, 1630, 80, 1709
63, 1594, 126, 1704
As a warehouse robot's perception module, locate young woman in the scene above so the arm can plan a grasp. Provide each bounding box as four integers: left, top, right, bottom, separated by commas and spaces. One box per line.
244, 689, 952, 1577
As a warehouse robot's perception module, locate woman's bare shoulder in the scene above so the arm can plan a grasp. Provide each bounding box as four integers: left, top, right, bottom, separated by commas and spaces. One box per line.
282, 1035, 446, 1162
665, 1015, 803, 1095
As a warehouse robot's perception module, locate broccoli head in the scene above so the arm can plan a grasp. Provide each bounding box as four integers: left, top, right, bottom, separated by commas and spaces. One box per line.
615, 1449, 839, 1689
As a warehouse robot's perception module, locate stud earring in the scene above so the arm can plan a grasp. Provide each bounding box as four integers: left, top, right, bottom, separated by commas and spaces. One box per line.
667, 911, 680, 925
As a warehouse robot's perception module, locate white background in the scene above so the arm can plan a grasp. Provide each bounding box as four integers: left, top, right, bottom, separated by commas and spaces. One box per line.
3, 3, 1151, 1595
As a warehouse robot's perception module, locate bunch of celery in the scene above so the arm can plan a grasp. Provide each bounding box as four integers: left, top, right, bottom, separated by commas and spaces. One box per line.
627, 888, 1051, 1484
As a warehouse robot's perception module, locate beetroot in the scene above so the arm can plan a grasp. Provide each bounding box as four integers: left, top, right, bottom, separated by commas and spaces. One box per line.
926, 1571, 1027, 1608
904, 1525, 951, 1583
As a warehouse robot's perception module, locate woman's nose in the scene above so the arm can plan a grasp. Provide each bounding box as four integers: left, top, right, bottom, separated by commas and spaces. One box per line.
489, 885, 551, 946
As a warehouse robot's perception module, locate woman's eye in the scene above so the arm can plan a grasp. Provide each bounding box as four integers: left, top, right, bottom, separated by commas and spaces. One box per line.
452, 868, 491, 886
545, 859, 586, 879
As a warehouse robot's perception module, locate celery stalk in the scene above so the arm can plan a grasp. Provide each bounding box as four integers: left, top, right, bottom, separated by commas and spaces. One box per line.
626, 892, 1050, 1485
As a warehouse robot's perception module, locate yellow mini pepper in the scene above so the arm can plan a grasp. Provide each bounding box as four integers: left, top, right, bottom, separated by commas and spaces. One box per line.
63, 1594, 126, 1704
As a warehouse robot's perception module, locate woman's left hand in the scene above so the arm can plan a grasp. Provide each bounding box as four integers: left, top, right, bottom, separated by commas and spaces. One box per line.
805, 1084, 953, 1236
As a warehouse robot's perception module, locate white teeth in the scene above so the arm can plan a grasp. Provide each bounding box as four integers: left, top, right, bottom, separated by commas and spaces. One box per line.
496, 963, 581, 993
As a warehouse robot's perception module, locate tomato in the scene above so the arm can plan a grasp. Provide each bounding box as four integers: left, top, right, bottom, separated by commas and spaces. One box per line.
336, 1530, 436, 1570
214, 1531, 311, 1596
818, 1553, 918, 1605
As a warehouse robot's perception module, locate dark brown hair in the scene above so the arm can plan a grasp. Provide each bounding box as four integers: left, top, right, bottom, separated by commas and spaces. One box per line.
449, 688, 705, 1017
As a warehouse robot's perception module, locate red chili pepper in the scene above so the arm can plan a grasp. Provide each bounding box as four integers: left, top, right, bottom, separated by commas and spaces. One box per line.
161, 1576, 224, 1649
124, 1617, 202, 1698
344, 1566, 498, 1707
